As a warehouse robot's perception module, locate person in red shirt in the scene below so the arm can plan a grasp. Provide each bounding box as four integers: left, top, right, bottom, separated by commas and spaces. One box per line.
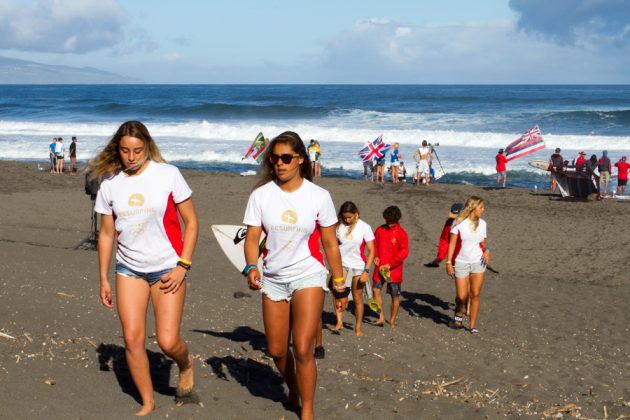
615, 156, 630, 194
372, 206, 409, 329
495, 148, 507, 188
425, 203, 463, 268
574, 151, 587, 170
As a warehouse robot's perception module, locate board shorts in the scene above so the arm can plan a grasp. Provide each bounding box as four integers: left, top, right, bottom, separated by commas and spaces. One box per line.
56, 154, 64, 159
373, 281, 402, 297
497, 170, 506, 176
619, 179, 628, 186
262, 269, 328, 302
453, 260, 486, 278
600, 171, 610, 182
116, 262, 174, 286
418, 160, 430, 175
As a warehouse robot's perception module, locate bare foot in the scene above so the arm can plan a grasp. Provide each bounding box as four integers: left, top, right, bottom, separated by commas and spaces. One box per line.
355, 329, 363, 337
135, 401, 155, 416
389, 321, 396, 330
176, 355, 194, 396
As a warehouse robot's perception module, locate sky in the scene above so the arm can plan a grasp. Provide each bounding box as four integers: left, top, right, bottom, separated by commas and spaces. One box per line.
0, 0, 628, 84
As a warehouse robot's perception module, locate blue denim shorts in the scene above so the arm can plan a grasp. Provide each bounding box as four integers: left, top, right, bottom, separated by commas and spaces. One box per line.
261, 269, 329, 302
115, 262, 173, 286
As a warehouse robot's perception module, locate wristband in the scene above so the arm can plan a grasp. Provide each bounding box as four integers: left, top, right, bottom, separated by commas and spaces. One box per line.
242, 264, 258, 276
333, 277, 345, 283
446, 261, 452, 265
177, 261, 191, 270
363, 267, 370, 273
179, 257, 192, 266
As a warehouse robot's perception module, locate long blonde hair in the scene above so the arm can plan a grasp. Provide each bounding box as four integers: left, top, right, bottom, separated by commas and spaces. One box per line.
87, 121, 165, 181
457, 196, 484, 231
337, 201, 360, 238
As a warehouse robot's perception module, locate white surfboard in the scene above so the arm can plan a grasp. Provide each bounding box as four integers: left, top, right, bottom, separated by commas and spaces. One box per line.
211, 225, 265, 275
528, 160, 550, 171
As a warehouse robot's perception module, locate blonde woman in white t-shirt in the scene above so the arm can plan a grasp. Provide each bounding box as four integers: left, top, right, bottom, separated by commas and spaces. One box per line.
334, 201, 375, 336
90, 121, 199, 416
243, 131, 343, 420
445, 196, 490, 334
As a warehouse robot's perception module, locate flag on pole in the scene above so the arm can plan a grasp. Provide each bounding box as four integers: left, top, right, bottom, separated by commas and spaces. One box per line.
504, 125, 546, 162
243, 132, 268, 163
359, 135, 391, 161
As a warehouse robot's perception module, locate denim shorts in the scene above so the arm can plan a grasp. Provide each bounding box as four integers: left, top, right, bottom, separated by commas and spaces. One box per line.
262, 269, 329, 302
115, 262, 174, 286
453, 260, 486, 278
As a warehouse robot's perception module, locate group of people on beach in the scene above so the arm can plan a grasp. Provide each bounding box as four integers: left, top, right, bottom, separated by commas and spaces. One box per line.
363, 139, 438, 186
548, 148, 630, 195
48, 136, 77, 175
89, 121, 491, 418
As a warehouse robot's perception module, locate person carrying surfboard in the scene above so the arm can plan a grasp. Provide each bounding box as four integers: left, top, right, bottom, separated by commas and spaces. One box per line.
446, 196, 490, 334
90, 121, 199, 416
243, 131, 343, 420
334, 201, 375, 337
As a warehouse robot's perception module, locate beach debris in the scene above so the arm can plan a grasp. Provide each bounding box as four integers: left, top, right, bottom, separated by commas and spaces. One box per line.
56, 291, 76, 299
23, 333, 33, 343
43, 378, 56, 386
0, 331, 16, 340
372, 352, 385, 360
542, 403, 580, 417
233, 291, 251, 299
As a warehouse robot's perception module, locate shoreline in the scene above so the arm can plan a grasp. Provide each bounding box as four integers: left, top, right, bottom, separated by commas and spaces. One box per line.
1, 160, 629, 419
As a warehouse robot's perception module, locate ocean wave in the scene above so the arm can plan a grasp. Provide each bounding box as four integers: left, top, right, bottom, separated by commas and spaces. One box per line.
4, 119, 630, 151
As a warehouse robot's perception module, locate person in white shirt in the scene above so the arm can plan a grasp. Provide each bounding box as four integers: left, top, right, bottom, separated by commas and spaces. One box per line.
445, 196, 490, 335
413, 140, 432, 187
243, 131, 343, 420
334, 201, 375, 336
90, 121, 199, 416
55, 137, 65, 174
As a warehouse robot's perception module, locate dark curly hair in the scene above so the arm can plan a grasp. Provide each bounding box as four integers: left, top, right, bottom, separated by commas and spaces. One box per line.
382, 206, 402, 224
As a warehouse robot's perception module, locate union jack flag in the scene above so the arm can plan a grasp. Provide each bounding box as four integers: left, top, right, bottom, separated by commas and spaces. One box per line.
359, 135, 391, 162
505, 125, 546, 162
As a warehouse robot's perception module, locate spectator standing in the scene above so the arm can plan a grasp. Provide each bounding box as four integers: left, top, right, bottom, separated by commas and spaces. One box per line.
615, 156, 630, 194
549, 148, 564, 193
598, 150, 612, 195
49, 138, 57, 174
495, 148, 507, 188
54, 137, 65, 174
69, 136, 78, 175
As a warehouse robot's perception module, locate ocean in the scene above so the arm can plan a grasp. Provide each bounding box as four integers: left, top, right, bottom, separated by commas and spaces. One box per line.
1, 84, 629, 189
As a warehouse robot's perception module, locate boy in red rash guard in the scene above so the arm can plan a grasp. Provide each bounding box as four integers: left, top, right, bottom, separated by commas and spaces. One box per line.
372, 206, 409, 329
425, 203, 463, 268
495, 148, 507, 188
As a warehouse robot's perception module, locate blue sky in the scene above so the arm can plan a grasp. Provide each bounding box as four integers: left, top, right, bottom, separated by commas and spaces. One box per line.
0, 0, 628, 83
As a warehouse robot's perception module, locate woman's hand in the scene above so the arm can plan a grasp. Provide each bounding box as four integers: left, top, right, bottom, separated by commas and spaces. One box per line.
359, 272, 368, 284
483, 250, 491, 265
100, 280, 113, 308
446, 263, 454, 277
159, 265, 187, 294
247, 268, 262, 290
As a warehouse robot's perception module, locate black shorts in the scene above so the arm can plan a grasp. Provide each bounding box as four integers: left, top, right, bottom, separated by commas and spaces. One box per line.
619, 179, 627, 186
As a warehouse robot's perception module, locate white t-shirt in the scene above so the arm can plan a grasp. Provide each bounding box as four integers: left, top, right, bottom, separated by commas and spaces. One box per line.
94, 161, 192, 272
336, 219, 374, 270
243, 179, 337, 283
450, 218, 486, 263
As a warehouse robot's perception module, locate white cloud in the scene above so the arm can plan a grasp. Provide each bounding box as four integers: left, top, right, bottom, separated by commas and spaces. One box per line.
0, 0, 151, 54
316, 18, 630, 83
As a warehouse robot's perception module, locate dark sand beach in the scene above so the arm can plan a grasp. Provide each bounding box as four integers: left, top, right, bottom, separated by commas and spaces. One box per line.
1, 160, 629, 419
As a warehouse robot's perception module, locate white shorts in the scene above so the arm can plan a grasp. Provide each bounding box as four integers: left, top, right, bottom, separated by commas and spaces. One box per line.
417, 160, 430, 175
261, 269, 328, 301
454, 261, 486, 278
390, 161, 400, 167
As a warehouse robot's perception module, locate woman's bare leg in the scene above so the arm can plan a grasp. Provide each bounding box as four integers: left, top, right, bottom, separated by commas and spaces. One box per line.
150, 281, 193, 396
116, 275, 154, 416
262, 296, 299, 409
290, 287, 325, 420
351, 276, 364, 336
468, 273, 485, 330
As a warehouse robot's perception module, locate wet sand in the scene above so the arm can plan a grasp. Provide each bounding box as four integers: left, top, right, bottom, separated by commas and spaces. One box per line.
1, 160, 629, 419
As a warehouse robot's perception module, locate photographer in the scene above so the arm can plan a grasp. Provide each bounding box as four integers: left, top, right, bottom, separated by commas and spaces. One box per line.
413, 140, 432, 187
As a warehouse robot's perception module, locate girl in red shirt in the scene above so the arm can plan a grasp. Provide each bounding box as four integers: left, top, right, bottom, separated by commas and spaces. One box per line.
372, 206, 409, 328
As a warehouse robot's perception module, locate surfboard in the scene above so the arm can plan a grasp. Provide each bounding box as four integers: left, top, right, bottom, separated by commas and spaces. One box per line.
528, 160, 550, 171
211, 225, 265, 275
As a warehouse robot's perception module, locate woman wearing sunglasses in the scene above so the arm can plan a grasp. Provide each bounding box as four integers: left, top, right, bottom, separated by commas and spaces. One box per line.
243, 131, 343, 420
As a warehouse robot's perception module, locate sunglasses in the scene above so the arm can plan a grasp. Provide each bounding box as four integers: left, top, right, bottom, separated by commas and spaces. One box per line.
269, 153, 301, 164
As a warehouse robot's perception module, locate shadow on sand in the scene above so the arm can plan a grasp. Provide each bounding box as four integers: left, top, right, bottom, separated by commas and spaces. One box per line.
193, 326, 285, 404
400, 291, 453, 326
96, 343, 175, 404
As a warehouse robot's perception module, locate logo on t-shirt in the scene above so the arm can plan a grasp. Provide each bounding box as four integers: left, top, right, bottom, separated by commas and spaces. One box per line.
128, 193, 145, 207
281, 210, 298, 225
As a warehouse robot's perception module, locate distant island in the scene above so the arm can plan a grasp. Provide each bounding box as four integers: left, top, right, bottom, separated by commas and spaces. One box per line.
0, 56, 143, 84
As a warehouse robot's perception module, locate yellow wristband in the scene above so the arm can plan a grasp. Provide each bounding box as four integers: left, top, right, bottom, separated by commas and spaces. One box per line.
179, 258, 192, 265
333, 277, 345, 283
446, 261, 452, 265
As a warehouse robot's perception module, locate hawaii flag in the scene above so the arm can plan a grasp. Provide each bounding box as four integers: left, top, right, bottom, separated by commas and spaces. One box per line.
359, 135, 392, 161
505, 125, 546, 162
